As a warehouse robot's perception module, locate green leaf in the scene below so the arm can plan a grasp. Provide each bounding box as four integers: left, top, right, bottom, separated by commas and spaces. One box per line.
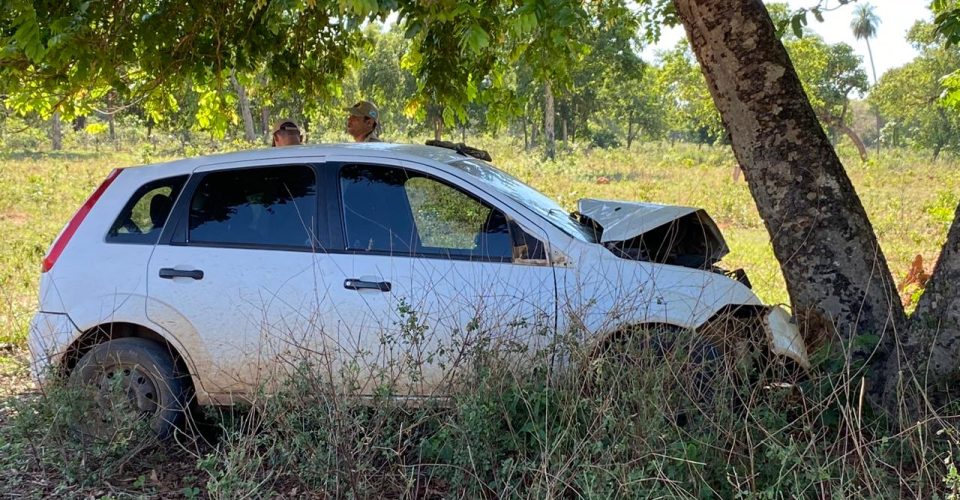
404, 20, 423, 39
13, 7, 46, 63
464, 24, 489, 54
465, 76, 478, 101
791, 12, 807, 39
441, 106, 455, 126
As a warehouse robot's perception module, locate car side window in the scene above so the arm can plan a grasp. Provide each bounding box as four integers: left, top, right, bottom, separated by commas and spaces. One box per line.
188, 165, 316, 249
339, 164, 516, 261
107, 175, 188, 244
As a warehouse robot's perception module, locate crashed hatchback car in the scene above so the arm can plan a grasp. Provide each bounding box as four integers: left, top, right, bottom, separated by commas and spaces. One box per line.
29, 143, 809, 437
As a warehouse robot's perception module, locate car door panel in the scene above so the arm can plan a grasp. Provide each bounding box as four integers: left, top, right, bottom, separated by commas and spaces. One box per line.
321, 157, 557, 396
146, 164, 327, 397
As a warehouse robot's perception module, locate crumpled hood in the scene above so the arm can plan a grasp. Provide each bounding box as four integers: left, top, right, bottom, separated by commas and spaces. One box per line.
577, 198, 730, 267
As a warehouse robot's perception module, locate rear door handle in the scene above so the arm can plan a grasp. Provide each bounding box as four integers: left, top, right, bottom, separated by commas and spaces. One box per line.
159, 268, 204, 280
343, 279, 391, 292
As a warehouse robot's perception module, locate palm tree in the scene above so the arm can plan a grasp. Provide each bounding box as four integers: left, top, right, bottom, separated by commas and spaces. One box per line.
851, 3, 881, 152
851, 3, 881, 84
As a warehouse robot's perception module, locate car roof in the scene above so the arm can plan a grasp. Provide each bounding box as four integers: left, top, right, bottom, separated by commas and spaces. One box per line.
122, 143, 475, 177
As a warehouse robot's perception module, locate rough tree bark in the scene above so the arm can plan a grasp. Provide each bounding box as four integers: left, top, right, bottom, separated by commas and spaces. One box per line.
674, 0, 905, 384
888, 205, 960, 413
231, 72, 256, 143
544, 80, 556, 160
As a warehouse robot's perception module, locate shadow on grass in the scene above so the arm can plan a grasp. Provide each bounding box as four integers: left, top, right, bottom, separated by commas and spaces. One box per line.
0, 150, 113, 162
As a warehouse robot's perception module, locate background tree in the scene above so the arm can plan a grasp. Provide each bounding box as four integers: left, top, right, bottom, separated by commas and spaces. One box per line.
785, 35, 870, 160
869, 21, 960, 160
851, 3, 881, 84
851, 2, 882, 153
655, 41, 723, 144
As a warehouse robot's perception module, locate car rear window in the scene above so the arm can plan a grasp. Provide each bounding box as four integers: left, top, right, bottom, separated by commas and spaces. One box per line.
187, 165, 316, 249
107, 175, 188, 244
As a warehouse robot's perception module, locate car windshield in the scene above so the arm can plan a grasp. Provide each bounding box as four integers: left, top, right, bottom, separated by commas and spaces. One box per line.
448, 158, 596, 242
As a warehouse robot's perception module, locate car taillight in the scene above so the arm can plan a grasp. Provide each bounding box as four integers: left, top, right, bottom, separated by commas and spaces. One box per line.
42, 168, 123, 273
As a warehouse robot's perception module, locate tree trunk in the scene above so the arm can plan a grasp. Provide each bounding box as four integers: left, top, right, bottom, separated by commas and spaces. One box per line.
531, 115, 538, 146
523, 118, 529, 150
50, 111, 62, 151
260, 105, 271, 143
105, 91, 117, 149
841, 123, 869, 163
674, 0, 904, 385
544, 80, 555, 160
572, 102, 577, 142
865, 38, 881, 156
821, 114, 868, 163
434, 115, 442, 141
627, 119, 635, 150
887, 203, 960, 416
231, 72, 257, 143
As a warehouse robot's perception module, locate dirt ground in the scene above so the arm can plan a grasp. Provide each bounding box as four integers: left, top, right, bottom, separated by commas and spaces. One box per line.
0, 348, 33, 420
0, 350, 224, 499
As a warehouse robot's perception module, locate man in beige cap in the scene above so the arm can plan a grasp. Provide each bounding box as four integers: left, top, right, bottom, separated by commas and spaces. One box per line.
344, 101, 382, 142
272, 119, 302, 147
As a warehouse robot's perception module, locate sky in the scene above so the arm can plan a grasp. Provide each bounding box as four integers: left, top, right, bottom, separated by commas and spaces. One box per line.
643, 0, 935, 80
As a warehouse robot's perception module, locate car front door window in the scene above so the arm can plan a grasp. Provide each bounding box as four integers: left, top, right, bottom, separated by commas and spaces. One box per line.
339, 164, 514, 261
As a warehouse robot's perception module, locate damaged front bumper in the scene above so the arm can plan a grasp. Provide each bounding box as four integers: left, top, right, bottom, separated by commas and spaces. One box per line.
763, 306, 811, 370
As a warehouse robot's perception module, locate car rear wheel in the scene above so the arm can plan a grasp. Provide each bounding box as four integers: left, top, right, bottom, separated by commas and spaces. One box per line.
70, 338, 188, 441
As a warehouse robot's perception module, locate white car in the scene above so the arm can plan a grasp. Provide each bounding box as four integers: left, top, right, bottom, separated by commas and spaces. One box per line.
29, 143, 809, 437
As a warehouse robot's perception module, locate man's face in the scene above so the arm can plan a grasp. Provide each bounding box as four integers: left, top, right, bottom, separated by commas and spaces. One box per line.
346, 114, 373, 138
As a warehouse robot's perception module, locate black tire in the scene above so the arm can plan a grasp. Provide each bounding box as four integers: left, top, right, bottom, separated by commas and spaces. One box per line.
590, 325, 721, 425
70, 338, 188, 441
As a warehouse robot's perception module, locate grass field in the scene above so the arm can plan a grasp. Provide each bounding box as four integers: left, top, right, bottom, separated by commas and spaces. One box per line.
0, 138, 958, 497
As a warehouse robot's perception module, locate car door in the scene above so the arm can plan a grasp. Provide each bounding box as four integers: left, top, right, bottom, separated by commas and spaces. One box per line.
319, 157, 557, 396
146, 162, 328, 397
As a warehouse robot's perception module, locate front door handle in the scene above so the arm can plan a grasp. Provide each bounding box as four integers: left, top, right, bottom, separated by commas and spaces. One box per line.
343, 279, 391, 292
159, 268, 204, 280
